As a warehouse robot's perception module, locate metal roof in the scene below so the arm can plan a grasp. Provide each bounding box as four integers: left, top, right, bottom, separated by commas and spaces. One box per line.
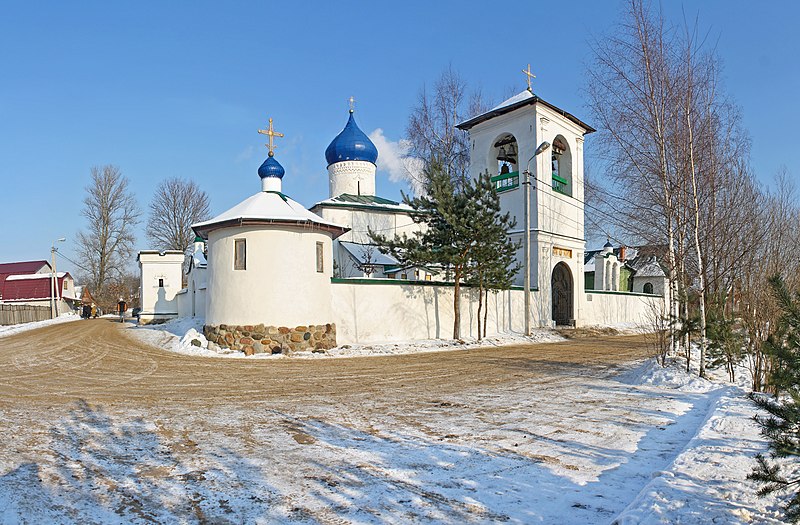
456, 90, 595, 133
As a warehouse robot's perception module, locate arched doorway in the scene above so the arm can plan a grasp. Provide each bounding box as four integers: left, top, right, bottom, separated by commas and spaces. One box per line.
552, 262, 574, 326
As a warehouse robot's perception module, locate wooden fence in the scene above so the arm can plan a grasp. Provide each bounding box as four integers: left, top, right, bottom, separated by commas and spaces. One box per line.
0, 304, 52, 325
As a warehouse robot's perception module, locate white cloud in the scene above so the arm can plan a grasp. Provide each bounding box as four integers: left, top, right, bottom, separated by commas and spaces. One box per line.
234, 145, 255, 164
369, 129, 425, 195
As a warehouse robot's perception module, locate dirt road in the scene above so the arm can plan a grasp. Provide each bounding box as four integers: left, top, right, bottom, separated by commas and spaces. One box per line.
0, 318, 651, 405
0, 319, 672, 523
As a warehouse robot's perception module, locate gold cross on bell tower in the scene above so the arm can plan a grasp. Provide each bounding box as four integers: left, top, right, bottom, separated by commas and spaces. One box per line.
348, 95, 356, 112
258, 117, 284, 156
522, 64, 536, 92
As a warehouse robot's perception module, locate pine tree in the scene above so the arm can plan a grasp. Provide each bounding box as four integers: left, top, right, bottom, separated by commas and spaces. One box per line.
466, 171, 520, 339
370, 159, 475, 339
749, 275, 800, 522
706, 294, 745, 382
370, 162, 518, 340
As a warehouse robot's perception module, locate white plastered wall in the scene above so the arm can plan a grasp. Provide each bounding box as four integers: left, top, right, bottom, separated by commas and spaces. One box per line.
583, 291, 662, 327
331, 281, 659, 343
138, 251, 185, 322
332, 282, 546, 343
205, 226, 334, 327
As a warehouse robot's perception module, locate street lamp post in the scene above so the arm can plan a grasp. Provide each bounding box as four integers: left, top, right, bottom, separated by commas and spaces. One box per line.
522, 141, 551, 336
50, 238, 66, 319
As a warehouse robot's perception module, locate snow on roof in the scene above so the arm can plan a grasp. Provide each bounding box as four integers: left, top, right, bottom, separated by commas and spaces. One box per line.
6, 272, 68, 281
340, 242, 399, 266
488, 90, 534, 112
631, 258, 667, 278
312, 193, 413, 212
1, 273, 70, 301
457, 90, 594, 133
193, 191, 348, 239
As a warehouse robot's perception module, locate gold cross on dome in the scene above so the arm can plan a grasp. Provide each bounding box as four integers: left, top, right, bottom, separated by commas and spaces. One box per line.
348, 96, 356, 112
257, 117, 284, 155
522, 63, 536, 92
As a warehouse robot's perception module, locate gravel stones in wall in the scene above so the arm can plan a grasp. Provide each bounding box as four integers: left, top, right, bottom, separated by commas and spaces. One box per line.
203, 323, 336, 356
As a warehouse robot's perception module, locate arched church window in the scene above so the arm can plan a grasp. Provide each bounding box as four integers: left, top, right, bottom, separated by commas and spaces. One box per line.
643, 282, 654, 294
551, 136, 572, 197
490, 134, 520, 192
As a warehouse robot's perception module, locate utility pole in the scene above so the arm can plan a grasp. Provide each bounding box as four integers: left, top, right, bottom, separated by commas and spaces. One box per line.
523, 142, 551, 336
50, 238, 66, 319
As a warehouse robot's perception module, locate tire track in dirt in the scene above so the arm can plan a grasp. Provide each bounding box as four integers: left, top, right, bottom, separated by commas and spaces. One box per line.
0, 319, 651, 406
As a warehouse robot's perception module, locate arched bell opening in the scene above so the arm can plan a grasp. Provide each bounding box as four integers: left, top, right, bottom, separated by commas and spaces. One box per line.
551, 135, 573, 196
488, 133, 520, 193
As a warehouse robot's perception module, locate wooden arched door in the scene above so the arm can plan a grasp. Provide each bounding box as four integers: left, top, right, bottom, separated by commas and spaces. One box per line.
552, 262, 574, 326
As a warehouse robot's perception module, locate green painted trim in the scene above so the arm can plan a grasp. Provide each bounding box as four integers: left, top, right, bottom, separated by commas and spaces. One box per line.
331, 277, 537, 292
334, 193, 400, 206
265, 190, 289, 202
551, 174, 568, 185
490, 170, 520, 182
314, 202, 429, 214
491, 171, 520, 193
586, 289, 662, 298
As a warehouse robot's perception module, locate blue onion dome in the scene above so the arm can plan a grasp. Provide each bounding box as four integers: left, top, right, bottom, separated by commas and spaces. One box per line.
325, 110, 378, 167
258, 152, 285, 179
604, 240, 613, 249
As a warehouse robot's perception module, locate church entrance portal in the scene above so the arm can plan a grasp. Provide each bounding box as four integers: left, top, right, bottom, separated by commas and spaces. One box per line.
551, 262, 573, 326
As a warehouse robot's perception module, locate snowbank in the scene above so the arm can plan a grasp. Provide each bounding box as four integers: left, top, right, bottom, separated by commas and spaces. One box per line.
609, 358, 787, 523
0, 312, 79, 339
127, 316, 566, 359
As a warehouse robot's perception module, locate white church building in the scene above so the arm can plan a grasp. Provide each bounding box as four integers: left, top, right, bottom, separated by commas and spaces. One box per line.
138, 76, 662, 352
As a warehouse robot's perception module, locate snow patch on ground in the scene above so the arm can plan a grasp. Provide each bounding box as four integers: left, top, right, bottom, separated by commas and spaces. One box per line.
127, 316, 567, 359
0, 312, 79, 339
616, 358, 717, 393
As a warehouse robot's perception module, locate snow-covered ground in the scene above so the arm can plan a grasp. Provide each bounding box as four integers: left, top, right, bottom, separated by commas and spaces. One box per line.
0, 318, 791, 523
0, 312, 79, 339
128, 316, 568, 359
0, 357, 789, 522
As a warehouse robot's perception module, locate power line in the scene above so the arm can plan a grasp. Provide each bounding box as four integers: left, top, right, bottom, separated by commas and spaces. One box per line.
54, 250, 91, 274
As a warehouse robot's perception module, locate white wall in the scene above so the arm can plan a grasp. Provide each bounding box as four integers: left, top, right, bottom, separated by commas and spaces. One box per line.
206, 226, 335, 327
315, 206, 421, 245
332, 281, 550, 344
138, 251, 184, 322
582, 291, 661, 326
332, 281, 665, 344
631, 276, 668, 297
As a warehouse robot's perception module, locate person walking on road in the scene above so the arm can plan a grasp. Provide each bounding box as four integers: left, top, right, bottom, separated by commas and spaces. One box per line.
117, 298, 127, 323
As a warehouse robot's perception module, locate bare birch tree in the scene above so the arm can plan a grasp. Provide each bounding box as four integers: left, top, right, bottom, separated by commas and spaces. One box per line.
405, 67, 489, 188
587, 0, 682, 356
77, 165, 140, 306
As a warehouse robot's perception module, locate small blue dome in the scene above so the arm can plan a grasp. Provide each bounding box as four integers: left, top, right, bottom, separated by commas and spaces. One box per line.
325, 111, 378, 167
604, 240, 613, 249
258, 153, 285, 179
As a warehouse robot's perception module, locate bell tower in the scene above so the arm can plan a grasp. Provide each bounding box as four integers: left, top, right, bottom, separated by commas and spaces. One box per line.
456, 69, 595, 327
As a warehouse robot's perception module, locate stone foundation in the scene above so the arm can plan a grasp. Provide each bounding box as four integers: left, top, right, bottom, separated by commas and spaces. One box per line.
203, 323, 336, 356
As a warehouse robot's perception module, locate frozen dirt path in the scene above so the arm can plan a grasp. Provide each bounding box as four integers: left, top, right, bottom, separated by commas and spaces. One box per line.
0, 319, 775, 523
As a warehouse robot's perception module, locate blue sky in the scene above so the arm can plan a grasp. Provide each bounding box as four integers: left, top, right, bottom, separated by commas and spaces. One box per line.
1, 1, 798, 276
